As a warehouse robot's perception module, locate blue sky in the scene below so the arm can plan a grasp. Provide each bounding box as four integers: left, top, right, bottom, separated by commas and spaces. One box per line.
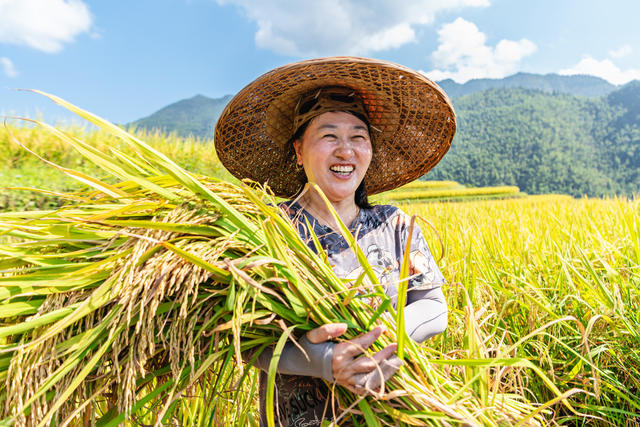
1, 0, 639, 125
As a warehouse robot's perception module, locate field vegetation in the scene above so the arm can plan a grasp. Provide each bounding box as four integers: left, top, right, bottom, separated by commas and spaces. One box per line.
0, 124, 235, 211
374, 181, 522, 203
429, 83, 640, 198
403, 195, 640, 424
0, 114, 638, 425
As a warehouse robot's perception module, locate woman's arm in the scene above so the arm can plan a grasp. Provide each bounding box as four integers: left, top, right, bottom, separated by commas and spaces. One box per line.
398, 210, 448, 343
252, 335, 334, 381
404, 286, 448, 343
251, 324, 399, 395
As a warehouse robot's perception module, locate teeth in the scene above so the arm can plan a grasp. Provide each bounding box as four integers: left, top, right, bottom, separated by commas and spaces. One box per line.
330, 165, 354, 173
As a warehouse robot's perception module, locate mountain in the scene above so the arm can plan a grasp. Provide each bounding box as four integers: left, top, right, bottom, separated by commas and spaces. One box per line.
127, 74, 638, 197
437, 72, 616, 98
607, 80, 640, 127
427, 84, 639, 197
129, 73, 618, 139
130, 94, 232, 138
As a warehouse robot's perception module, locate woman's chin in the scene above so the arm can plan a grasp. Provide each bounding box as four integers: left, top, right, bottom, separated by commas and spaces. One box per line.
310, 177, 362, 202
320, 187, 359, 204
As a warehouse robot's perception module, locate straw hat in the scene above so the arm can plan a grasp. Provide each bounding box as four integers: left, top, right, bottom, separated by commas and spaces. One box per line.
214, 56, 456, 197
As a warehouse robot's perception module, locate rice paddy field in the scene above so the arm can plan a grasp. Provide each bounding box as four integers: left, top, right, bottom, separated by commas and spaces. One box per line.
402, 195, 640, 424
0, 106, 638, 425
373, 181, 524, 203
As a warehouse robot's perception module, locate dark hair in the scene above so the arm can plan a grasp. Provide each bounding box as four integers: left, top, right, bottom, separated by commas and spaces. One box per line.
291, 112, 373, 209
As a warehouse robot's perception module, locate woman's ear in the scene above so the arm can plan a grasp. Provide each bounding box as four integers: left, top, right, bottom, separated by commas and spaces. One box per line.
293, 139, 303, 166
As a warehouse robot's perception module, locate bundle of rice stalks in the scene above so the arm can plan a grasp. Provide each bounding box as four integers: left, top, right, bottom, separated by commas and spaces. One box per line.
0, 93, 574, 426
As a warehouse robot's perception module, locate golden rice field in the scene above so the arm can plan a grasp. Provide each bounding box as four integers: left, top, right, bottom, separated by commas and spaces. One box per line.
379, 185, 522, 202
221, 194, 640, 425
373, 178, 524, 204
150, 194, 640, 425
401, 195, 640, 424
0, 124, 236, 211
0, 114, 638, 424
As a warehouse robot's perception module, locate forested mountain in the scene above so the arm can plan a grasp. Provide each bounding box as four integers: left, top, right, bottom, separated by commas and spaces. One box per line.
128, 75, 638, 197
438, 72, 616, 98
129, 73, 617, 139
131, 94, 232, 138
427, 83, 639, 197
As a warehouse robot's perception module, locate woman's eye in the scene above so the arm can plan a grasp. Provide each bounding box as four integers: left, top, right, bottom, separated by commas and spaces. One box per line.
322, 134, 337, 139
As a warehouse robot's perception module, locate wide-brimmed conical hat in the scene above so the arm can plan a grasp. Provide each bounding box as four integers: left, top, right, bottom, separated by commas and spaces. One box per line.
214, 56, 456, 197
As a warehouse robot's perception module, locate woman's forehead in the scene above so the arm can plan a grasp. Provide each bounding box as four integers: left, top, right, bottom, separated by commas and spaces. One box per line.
307, 111, 369, 131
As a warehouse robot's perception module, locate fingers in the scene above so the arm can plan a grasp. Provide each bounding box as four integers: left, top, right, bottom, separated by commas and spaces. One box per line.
305, 324, 402, 396
306, 323, 348, 344
353, 355, 403, 395
347, 344, 398, 374
338, 326, 383, 358
371, 343, 397, 363
333, 343, 400, 395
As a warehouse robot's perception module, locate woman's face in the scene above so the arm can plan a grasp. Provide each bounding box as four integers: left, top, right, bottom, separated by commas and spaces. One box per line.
293, 111, 372, 204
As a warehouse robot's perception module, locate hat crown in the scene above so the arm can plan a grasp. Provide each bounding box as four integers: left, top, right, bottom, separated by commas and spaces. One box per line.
293, 86, 370, 134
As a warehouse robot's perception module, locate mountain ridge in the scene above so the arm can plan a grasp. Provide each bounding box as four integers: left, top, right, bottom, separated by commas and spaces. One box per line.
130, 94, 233, 139
437, 72, 616, 98
127, 75, 638, 197
129, 72, 621, 138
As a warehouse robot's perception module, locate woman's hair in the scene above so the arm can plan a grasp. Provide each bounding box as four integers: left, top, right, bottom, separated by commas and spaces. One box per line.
290, 111, 373, 209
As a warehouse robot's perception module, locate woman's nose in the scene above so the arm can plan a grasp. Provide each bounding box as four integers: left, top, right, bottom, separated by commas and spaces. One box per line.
334, 138, 355, 158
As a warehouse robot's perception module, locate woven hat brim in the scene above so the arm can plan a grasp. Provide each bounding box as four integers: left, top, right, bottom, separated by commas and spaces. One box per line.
214, 56, 456, 198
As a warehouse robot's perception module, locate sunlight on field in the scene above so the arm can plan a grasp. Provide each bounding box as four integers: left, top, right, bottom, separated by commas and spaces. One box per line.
373, 179, 524, 204
0, 125, 235, 210
1, 121, 638, 423
401, 195, 640, 423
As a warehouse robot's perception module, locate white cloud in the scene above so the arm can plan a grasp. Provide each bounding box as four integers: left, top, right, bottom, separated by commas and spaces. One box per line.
421, 18, 536, 83
217, 0, 489, 56
0, 0, 92, 53
559, 56, 640, 85
609, 44, 632, 59
1, 57, 18, 77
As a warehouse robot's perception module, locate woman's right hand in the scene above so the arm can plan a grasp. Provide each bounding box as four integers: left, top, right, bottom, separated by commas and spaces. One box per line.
306, 323, 402, 395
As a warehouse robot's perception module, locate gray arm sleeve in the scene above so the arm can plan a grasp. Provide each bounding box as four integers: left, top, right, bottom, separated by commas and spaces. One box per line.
253, 286, 447, 379
252, 284, 446, 379
253, 335, 335, 382
403, 285, 448, 343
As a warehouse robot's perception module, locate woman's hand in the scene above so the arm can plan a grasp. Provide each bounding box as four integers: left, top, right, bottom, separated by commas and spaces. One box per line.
306, 323, 402, 395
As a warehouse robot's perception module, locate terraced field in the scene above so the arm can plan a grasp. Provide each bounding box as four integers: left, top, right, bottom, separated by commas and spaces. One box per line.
373, 179, 524, 203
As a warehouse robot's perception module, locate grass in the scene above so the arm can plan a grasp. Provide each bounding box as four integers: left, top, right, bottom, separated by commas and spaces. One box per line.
0, 97, 557, 426
0, 124, 235, 211
401, 195, 640, 424
0, 102, 638, 424
378, 185, 521, 201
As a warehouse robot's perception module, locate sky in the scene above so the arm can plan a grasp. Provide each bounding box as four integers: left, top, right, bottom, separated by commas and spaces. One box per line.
1, 0, 639, 125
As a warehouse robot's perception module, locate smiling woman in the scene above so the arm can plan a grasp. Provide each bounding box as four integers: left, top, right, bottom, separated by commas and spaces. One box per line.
214, 56, 456, 426
292, 108, 373, 228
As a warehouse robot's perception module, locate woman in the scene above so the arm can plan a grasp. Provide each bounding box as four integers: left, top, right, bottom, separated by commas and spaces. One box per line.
215, 57, 456, 426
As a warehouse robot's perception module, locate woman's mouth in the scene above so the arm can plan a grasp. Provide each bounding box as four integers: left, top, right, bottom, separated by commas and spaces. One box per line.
329, 164, 355, 177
